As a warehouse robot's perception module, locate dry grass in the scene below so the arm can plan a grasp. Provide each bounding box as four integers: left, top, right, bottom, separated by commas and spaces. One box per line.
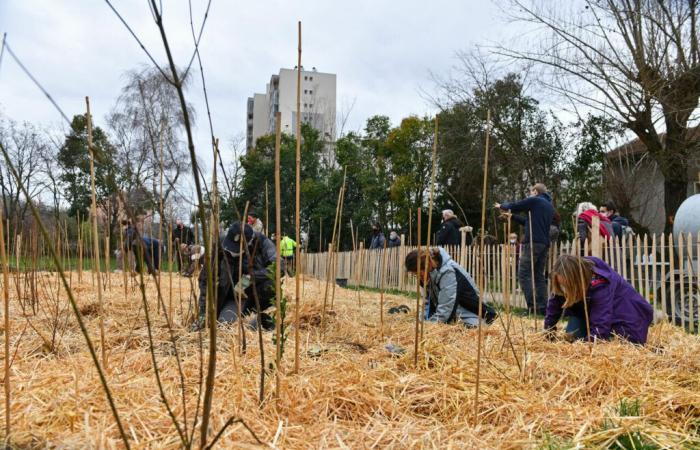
1, 271, 699, 449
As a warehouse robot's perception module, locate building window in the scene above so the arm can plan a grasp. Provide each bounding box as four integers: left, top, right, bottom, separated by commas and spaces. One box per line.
309, 90, 313, 95
309, 104, 313, 108
304, 76, 308, 81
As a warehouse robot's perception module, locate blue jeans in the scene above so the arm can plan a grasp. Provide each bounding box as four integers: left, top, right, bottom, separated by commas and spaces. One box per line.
565, 316, 588, 340
518, 243, 549, 315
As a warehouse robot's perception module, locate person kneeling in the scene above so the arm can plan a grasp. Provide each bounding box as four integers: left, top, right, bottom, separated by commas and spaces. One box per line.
192, 222, 277, 331
544, 255, 653, 344
405, 247, 497, 328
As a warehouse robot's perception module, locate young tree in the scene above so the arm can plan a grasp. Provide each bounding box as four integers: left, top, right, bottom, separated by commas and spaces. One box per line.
500, 0, 700, 231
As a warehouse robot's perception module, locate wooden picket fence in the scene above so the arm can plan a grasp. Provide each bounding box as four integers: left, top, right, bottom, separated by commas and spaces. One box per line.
303, 230, 700, 332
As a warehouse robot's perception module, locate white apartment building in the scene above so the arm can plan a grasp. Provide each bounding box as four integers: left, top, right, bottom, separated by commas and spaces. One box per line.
246, 67, 336, 151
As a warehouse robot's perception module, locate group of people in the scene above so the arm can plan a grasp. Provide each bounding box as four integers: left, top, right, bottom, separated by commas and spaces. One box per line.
403, 182, 652, 345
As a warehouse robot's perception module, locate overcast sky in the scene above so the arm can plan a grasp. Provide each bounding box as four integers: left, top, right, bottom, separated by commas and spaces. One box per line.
0, 0, 507, 171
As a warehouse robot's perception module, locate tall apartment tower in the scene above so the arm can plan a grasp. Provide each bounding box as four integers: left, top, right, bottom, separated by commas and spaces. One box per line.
246, 67, 336, 151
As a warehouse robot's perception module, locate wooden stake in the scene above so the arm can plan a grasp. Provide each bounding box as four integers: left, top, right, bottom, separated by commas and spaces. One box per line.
86, 97, 107, 369
474, 109, 491, 423
379, 239, 388, 339
1, 211, 10, 440
528, 211, 537, 330
414, 207, 422, 368
321, 168, 346, 331
265, 181, 269, 237
294, 20, 303, 374
274, 110, 283, 398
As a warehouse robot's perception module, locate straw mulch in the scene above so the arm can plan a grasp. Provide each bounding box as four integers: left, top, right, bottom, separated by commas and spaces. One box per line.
1, 271, 699, 449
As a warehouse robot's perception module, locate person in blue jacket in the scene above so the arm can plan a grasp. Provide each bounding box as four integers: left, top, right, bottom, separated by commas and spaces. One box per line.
405, 247, 497, 328
495, 183, 554, 315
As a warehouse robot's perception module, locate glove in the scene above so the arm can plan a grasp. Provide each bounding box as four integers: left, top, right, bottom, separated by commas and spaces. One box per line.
190, 316, 205, 332
233, 275, 251, 298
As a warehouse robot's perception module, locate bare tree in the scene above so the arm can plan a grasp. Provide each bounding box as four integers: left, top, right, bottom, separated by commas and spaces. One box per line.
0, 116, 50, 233
107, 66, 192, 221
498, 0, 700, 231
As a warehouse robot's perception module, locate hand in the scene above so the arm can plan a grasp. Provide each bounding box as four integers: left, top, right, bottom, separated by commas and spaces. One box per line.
233, 275, 251, 298
493, 202, 502, 209
459, 226, 473, 233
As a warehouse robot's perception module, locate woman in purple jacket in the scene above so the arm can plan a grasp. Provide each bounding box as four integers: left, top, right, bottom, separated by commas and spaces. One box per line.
545, 255, 653, 344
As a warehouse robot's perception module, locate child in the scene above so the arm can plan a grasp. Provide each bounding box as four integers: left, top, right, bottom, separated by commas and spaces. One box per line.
544, 254, 653, 344
405, 247, 497, 328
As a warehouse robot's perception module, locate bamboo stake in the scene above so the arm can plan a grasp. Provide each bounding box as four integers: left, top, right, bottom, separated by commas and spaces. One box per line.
294, 20, 303, 374
86, 97, 107, 369
1, 211, 10, 441
274, 110, 283, 398
14, 235, 21, 308
265, 180, 269, 236
696, 233, 700, 332
329, 175, 347, 311
643, 234, 650, 302
474, 109, 491, 423
321, 168, 346, 331
414, 207, 422, 368
77, 212, 83, 283
379, 239, 388, 339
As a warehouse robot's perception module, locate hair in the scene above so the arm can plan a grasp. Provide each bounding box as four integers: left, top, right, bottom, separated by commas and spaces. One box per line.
442, 209, 455, 218
604, 201, 617, 213
404, 248, 440, 272
575, 202, 597, 216
550, 254, 595, 308
531, 183, 547, 195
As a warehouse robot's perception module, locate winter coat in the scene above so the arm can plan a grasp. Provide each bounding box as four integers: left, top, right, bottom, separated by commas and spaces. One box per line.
369, 232, 386, 250
610, 215, 630, 239
577, 210, 614, 248
544, 257, 653, 344
388, 237, 401, 248
436, 217, 462, 246
500, 192, 555, 246
426, 247, 497, 326
173, 224, 194, 246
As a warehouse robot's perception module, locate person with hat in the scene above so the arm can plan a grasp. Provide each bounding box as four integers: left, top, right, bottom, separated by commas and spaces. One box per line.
192, 222, 277, 331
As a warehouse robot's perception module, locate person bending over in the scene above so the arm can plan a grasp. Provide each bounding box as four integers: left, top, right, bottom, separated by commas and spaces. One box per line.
193, 222, 277, 331
544, 254, 653, 344
405, 247, 497, 328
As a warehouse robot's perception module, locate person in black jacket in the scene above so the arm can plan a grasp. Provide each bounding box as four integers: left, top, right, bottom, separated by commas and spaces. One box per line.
436, 210, 473, 247
495, 183, 554, 315
599, 202, 630, 240
172, 219, 194, 272
192, 222, 277, 331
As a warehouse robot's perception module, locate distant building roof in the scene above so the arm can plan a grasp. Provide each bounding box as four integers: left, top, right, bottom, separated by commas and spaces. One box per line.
607, 125, 700, 159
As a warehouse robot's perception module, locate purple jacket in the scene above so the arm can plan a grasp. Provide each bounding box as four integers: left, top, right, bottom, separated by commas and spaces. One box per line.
544, 257, 653, 344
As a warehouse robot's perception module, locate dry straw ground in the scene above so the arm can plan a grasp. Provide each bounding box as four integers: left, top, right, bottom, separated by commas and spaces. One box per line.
1, 271, 699, 449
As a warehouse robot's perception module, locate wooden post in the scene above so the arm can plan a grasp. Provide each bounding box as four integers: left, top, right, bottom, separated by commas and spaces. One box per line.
686, 233, 694, 333
86, 97, 107, 369
474, 110, 491, 423
1, 211, 10, 440
652, 234, 658, 312
660, 233, 667, 317
379, 240, 388, 339
678, 233, 685, 329
669, 233, 676, 326
591, 215, 601, 258
413, 207, 422, 368
293, 21, 303, 374
274, 110, 283, 398
77, 212, 83, 283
